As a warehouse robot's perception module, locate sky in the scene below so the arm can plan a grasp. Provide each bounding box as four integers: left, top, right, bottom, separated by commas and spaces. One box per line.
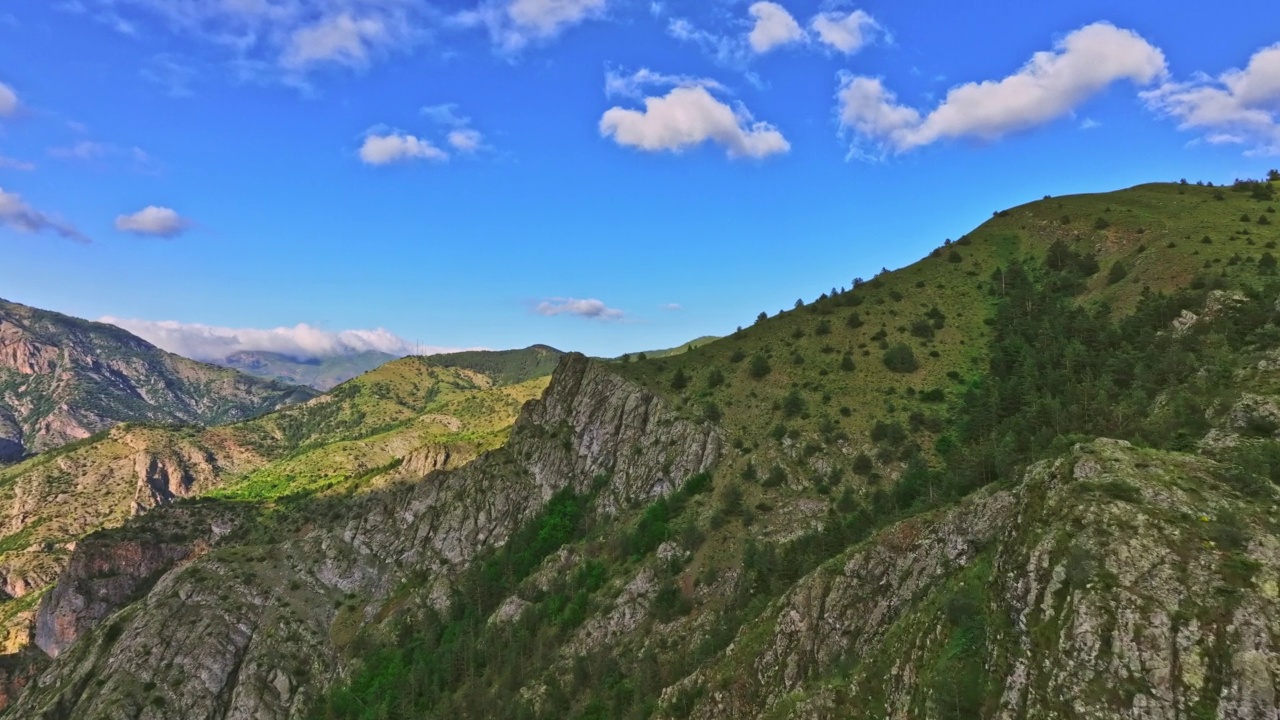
2, 0, 1280, 361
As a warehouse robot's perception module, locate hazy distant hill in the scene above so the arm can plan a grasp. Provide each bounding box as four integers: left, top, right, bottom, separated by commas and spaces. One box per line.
0, 299, 313, 463
427, 345, 565, 386
217, 350, 398, 391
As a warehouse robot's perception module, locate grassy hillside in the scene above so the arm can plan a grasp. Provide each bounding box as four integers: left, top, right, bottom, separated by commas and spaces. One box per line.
308, 175, 1280, 718
428, 345, 565, 386
612, 336, 722, 362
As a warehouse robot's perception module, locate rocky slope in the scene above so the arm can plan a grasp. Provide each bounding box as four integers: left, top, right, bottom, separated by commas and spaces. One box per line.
5, 353, 721, 718
0, 357, 547, 669
0, 299, 313, 462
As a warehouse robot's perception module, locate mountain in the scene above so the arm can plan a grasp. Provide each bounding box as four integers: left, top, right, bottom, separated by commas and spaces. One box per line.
217, 350, 399, 391
0, 355, 552, 669
0, 299, 314, 463
427, 344, 565, 386
613, 336, 722, 361
6, 176, 1280, 719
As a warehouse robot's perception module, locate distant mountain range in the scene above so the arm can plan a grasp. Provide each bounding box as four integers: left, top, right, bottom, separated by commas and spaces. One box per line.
215, 345, 566, 391
216, 350, 399, 391
0, 299, 313, 463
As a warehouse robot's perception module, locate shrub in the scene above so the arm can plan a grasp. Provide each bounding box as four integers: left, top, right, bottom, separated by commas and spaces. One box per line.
840, 354, 856, 372
846, 312, 865, 329
883, 343, 919, 373
1107, 261, 1128, 285
702, 402, 722, 423
782, 389, 806, 417
816, 319, 832, 336
947, 249, 964, 264
729, 349, 746, 363
749, 354, 772, 379
671, 368, 688, 391
707, 368, 725, 389
1094, 217, 1111, 230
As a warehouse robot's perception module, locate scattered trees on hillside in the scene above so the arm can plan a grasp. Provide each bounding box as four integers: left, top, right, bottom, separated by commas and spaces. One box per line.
1268, 169, 1279, 182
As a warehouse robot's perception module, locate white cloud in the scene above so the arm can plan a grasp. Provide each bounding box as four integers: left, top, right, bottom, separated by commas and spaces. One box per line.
666, 17, 750, 69
99, 317, 440, 362
0, 81, 17, 117
49, 141, 109, 160
600, 84, 789, 159
604, 67, 726, 99
359, 132, 448, 165
281, 13, 388, 69
837, 22, 1167, 156
0, 156, 34, 171
420, 103, 470, 126
0, 187, 88, 243
49, 141, 160, 172
447, 129, 484, 153
92, 0, 425, 76
747, 2, 803, 54
533, 297, 624, 320
115, 206, 191, 238
810, 9, 878, 54
1144, 43, 1280, 155
459, 0, 606, 52
661, 303, 682, 311
1080, 118, 1101, 130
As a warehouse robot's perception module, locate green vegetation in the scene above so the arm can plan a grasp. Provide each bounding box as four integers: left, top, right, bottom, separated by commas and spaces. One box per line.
428, 345, 565, 387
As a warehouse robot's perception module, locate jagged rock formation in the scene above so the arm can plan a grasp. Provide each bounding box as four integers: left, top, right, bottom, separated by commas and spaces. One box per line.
6, 354, 721, 718
0, 298, 312, 461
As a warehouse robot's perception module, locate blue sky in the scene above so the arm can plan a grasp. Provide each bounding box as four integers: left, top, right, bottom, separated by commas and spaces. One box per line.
2, 0, 1279, 360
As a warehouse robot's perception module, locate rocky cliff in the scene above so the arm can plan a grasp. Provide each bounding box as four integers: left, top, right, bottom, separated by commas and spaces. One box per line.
4, 353, 721, 718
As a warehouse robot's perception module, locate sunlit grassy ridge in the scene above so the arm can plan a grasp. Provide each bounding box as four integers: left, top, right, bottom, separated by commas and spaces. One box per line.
614, 180, 1280, 468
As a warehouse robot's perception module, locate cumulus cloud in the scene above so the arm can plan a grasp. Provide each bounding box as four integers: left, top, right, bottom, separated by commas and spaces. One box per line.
810, 9, 879, 54
0, 81, 17, 117
747, 2, 804, 54
0, 187, 88, 243
458, 0, 606, 52
100, 317, 440, 362
1144, 43, 1280, 155
115, 206, 191, 238
838, 22, 1167, 157
600, 81, 789, 159
533, 298, 624, 320
359, 132, 448, 165
281, 13, 388, 69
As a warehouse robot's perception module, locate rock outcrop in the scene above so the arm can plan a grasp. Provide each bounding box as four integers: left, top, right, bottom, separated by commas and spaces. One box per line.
4, 353, 722, 718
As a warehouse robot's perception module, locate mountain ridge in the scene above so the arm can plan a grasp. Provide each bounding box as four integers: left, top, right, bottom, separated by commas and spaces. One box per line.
0, 298, 315, 463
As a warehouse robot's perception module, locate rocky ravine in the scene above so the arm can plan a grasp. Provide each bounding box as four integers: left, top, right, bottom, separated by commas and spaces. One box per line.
5, 353, 722, 719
